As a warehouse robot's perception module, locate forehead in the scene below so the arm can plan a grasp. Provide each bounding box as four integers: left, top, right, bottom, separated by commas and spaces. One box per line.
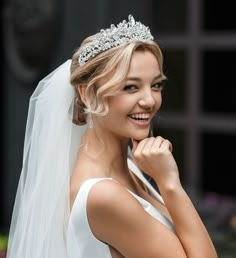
127, 50, 161, 78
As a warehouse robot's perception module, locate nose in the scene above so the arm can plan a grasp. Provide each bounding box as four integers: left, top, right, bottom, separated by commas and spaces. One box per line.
138, 88, 156, 108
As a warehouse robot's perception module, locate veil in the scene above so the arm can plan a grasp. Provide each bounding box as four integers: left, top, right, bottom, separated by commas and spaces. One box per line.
6, 59, 86, 258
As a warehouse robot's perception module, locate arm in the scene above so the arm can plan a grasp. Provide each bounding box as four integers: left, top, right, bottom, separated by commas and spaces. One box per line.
131, 136, 218, 258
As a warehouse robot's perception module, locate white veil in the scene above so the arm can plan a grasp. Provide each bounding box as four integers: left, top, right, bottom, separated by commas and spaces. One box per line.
6, 59, 86, 258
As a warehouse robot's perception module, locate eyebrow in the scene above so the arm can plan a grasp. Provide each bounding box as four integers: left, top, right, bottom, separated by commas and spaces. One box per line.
126, 74, 165, 82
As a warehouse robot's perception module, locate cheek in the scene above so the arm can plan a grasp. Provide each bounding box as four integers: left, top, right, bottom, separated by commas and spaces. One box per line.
108, 96, 131, 112
155, 94, 162, 110
105, 100, 125, 120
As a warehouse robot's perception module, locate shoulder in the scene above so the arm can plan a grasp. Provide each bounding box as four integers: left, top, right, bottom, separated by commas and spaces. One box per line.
86, 179, 147, 244
86, 179, 146, 231
86, 179, 183, 257
87, 179, 141, 213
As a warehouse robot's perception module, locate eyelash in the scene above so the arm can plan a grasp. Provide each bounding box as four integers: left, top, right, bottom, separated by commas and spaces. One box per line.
152, 82, 165, 90
123, 85, 137, 91
123, 81, 165, 91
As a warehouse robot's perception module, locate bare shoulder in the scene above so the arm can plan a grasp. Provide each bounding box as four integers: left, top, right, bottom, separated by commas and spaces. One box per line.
87, 179, 141, 214
87, 179, 187, 258
87, 178, 146, 235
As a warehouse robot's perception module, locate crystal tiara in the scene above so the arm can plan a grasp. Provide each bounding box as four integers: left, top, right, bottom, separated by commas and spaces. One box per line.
78, 14, 154, 66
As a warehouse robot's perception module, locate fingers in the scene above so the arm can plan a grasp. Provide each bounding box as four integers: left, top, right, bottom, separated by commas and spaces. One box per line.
132, 137, 155, 156
132, 136, 173, 156
159, 139, 173, 152
131, 136, 177, 180
150, 136, 172, 151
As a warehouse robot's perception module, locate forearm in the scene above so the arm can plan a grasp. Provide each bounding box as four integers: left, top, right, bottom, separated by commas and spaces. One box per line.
157, 179, 218, 258
131, 136, 218, 257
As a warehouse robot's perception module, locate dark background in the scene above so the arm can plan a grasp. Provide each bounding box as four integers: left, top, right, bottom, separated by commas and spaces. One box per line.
1, 0, 236, 256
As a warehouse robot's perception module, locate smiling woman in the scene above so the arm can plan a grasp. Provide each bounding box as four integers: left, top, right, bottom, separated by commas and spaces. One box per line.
6, 15, 218, 258
102, 50, 163, 141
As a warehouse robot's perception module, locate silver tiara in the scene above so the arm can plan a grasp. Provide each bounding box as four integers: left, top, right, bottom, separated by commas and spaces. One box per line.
78, 14, 154, 66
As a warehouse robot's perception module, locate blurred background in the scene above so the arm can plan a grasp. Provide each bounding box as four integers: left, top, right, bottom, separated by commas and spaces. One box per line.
1, 0, 236, 257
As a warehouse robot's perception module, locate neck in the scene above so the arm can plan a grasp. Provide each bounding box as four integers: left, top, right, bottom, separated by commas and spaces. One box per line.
79, 126, 130, 176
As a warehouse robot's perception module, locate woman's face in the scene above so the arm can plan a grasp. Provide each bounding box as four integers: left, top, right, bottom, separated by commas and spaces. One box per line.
97, 50, 164, 141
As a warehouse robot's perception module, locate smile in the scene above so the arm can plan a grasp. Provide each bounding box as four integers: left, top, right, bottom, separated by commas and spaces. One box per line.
128, 113, 151, 120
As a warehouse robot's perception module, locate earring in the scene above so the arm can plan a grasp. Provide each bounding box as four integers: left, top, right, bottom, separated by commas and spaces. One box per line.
88, 113, 93, 129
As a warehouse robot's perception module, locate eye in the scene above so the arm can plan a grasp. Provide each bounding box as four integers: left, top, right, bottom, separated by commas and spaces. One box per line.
152, 81, 165, 91
123, 85, 138, 91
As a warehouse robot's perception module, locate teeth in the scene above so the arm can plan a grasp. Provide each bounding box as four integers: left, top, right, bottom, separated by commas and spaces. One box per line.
129, 113, 150, 120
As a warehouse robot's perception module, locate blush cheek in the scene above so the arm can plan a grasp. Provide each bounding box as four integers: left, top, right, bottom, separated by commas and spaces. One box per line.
154, 95, 162, 111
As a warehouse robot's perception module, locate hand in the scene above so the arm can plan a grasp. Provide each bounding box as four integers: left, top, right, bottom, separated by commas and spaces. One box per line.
132, 136, 180, 186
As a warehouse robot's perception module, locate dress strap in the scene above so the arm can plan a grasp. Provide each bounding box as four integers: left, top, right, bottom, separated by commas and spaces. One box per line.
127, 158, 165, 204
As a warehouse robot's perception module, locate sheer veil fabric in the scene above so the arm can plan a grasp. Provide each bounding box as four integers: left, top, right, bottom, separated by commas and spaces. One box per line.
7, 60, 86, 258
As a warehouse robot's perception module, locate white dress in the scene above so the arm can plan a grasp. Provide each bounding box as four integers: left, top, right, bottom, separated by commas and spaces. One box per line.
66, 159, 175, 258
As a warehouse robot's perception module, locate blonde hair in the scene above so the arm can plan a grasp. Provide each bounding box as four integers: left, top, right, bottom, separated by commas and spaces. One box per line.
70, 36, 165, 125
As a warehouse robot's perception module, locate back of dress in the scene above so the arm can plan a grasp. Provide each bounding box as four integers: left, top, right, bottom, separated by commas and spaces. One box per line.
67, 178, 113, 258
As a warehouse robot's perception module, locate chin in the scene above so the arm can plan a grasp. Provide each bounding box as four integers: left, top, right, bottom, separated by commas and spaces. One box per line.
132, 132, 150, 141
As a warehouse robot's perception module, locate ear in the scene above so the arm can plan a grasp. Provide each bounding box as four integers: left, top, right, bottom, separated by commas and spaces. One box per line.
77, 84, 87, 106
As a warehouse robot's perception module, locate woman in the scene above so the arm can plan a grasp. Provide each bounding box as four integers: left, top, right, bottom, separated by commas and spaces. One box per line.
7, 15, 218, 258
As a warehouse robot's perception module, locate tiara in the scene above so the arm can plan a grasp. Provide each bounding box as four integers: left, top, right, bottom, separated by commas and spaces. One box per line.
78, 14, 154, 66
